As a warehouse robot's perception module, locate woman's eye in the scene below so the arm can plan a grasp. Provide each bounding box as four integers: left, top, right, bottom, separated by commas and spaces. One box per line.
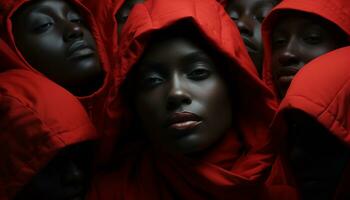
34, 22, 53, 33
272, 36, 287, 47
303, 34, 322, 45
70, 18, 83, 24
187, 68, 211, 80
142, 74, 164, 87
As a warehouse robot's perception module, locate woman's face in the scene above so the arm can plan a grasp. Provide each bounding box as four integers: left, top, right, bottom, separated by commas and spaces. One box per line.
226, 0, 278, 74
15, 143, 94, 200
129, 36, 233, 155
12, 0, 103, 96
286, 110, 350, 200
115, 0, 144, 36
271, 12, 347, 98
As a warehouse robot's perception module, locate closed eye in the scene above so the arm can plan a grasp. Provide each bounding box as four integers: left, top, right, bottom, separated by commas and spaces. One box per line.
34, 22, 53, 33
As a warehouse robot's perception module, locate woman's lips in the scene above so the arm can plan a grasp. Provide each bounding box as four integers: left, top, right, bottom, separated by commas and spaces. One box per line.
170, 121, 202, 131
277, 67, 300, 87
67, 40, 95, 59
166, 112, 202, 131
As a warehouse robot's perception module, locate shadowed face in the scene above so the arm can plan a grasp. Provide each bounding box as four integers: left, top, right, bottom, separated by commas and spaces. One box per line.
12, 0, 103, 96
226, 0, 278, 74
286, 110, 350, 200
271, 12, 347, 98
115, 0, 144, 36
15, 142, 94, 200
128, 35, 233, 155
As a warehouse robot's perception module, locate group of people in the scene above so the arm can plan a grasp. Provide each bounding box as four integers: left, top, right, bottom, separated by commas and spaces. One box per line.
0, 0, 349, 199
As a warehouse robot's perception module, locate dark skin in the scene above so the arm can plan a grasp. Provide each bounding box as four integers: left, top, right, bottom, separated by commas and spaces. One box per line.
14, 142, 94, 200
271, 11, 348, 98
225, 0, 279, 75
115, 0, 144, 36
286, 110, 350, 200
12, 0, 103, 96
128, 35, 233, 155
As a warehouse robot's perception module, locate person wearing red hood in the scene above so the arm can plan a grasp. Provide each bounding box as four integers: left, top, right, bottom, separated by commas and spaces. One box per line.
261, 0, 350, 99
0, 70, 98, 200
261, 0, 350, 199
86, 0, 299, 199
269, 46, 350, 199
224, 0, 281, 76
0, 0, 112, 130
115, 0, 144, 36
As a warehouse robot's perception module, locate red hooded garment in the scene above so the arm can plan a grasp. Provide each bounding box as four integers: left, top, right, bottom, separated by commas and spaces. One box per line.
87, 0, 297, 199
0, 0, 113, 131
78, 0, 151, 62
269, 46, 350, 199
0, 69, 98, 200
261, 0, 350, 94
77, 0, 121, 63
261, 0, 350, 194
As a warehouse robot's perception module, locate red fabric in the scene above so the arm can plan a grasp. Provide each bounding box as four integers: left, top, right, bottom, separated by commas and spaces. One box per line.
78, 0, 122, 63
87, 0, 294, 199
261, 0, 350, 196
0, 0, 113, 131
0, 70, 98, 200
217, 0, 227, 6
261, 0, 350, 95
270, 46, 350, 199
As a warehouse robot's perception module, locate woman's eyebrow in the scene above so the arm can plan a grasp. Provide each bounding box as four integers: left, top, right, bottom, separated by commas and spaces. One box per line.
181, 51, 213, 64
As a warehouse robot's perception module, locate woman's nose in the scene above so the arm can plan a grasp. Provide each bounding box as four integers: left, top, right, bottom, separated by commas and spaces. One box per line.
63, 22, 84, 42
277, 39, 300, 67
236, 14, 254, 37
166, 74, 192, 111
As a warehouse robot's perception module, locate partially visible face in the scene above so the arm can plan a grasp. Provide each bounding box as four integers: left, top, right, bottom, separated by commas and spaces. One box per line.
226, 0, 278, 74
128, 36, 233, 155
286, 110, 350, 200
12, 0, 103, 96
271, 12, 347, 98
14, 142, 94, 200
116, 0, 144, 36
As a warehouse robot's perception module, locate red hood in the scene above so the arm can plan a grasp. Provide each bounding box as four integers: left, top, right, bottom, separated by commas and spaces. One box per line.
0, 0, 113, 129
279, 46, 350, 138
261, 0, 350, 96
217, 0, 227, 6
0, 70, 98, 200
77, 0, 122, 61
89, 0, 284, 199
271, 46, 350, 199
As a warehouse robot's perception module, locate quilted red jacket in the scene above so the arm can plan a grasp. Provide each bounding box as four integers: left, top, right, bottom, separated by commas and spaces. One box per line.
0, 70, 98, 200
86, 0, 297, 199
261, 0, 350, 95
262, 0, 350, 197
271, 46, 350, 199
0, 0, 113, 131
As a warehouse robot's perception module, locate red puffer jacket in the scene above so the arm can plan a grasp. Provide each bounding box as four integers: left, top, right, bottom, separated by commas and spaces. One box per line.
261, 0, 350, 196
0, 70, 98, 200
87, 0, 296, 199
270, 46, 350, 199
261, 0, 350, 95
0, 0, 113, 131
